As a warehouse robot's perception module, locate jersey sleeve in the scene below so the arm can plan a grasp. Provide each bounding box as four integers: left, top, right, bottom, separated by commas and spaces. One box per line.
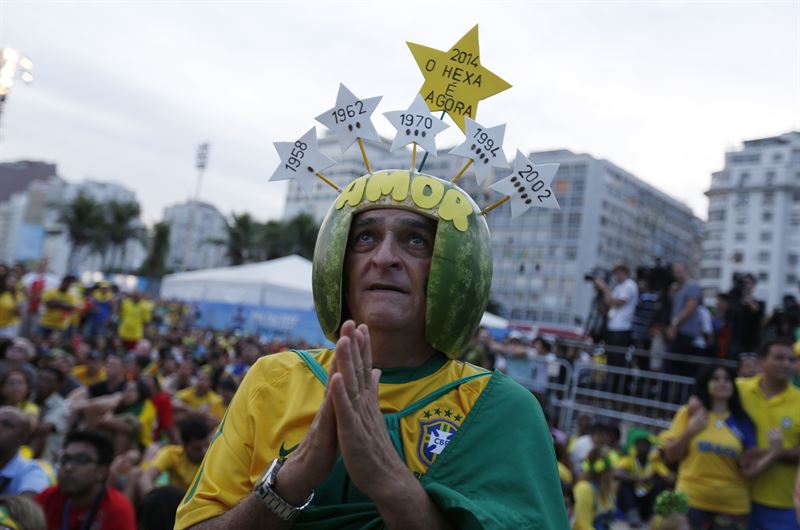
175, 361, 264, 530
660, 406, 688, 442
421, 372, 569, 529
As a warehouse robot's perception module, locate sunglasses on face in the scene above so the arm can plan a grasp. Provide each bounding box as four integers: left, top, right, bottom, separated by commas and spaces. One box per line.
59, 453, 97, 467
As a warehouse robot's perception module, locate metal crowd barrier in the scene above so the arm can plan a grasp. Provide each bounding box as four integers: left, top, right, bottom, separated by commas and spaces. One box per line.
553, 338, 738, 373
504, 356, 572, 422
558, 362, 695, 431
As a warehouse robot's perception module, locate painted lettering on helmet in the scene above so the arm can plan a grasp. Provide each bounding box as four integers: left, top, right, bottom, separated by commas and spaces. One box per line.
335, 171, 472, 232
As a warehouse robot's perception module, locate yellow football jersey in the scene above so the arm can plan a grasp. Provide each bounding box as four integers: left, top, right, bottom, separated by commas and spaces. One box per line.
176, 349, 490, 530
737, 375, 800, 509
146, 445, 201, 491
660, 406, 752, 514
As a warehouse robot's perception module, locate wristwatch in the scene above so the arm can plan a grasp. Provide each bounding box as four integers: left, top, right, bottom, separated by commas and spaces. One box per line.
254, 457, 315, 521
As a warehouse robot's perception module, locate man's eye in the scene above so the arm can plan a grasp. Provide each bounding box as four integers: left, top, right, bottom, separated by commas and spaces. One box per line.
355, 232, 373, 244
409, 234, 429, 247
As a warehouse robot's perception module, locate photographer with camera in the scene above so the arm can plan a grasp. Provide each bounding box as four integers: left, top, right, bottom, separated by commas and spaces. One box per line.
727, 273, 765, 357
592, 264, 639, 368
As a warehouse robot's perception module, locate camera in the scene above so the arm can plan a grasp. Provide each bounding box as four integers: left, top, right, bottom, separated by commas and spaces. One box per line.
583, 267, 611, 283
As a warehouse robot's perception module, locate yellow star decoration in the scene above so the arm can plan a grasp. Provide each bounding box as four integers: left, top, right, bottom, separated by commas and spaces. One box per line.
407, 24, 511, 132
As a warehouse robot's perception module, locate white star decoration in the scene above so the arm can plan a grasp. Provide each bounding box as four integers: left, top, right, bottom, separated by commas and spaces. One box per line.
489, 150, 560, 218
449, 117, 509, 185
315, 83, 382, 152
383, 94, 449, 156
269, 127, 336, 196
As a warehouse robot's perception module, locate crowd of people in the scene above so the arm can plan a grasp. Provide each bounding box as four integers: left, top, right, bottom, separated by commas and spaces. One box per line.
0, 252, 798, 530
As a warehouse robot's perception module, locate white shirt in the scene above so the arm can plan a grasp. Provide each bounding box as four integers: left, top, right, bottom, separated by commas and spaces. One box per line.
607, 278, 638, 331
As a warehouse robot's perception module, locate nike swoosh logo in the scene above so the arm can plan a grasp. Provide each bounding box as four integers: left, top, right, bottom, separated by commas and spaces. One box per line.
279, 441, 299, 458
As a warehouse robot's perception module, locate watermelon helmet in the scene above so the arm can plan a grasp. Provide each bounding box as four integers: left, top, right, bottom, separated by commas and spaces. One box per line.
312, 169, 493, 358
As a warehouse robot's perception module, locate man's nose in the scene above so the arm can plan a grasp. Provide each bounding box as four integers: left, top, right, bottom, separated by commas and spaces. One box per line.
371, 236, 401, 268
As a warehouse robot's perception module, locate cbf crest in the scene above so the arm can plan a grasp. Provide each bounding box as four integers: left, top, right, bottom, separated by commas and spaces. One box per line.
418, 416, 459, 467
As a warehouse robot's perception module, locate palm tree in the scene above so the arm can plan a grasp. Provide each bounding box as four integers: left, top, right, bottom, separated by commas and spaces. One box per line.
59, 194, 104, 273
222, 213, 259, 265
260, 220, 286, 260
284, 213, 319, 260
104, 200, 145, 272
140, 221, 170, 279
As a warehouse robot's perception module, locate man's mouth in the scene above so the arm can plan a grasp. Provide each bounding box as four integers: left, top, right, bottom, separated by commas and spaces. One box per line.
367, 283, 407, 294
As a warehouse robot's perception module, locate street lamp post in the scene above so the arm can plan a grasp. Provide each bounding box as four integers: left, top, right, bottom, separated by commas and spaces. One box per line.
0, 47, 34, 134
181, 142, 210, 271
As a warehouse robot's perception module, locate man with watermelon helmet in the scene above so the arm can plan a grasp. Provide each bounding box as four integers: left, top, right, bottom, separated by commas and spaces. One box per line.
176, 170, 567, 529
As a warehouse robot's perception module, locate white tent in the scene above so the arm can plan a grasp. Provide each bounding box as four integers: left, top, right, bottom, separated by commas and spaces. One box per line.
160, 255, 313, 309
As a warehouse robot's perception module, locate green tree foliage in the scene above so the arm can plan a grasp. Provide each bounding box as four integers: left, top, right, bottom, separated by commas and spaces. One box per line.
104, 200, 145, 271
140, 221, 170, 279
218, 212, 320, 265
59, 194, 105, 273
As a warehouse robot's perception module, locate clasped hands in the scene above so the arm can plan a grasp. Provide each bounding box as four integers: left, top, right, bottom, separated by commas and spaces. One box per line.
275, 320, 404, 505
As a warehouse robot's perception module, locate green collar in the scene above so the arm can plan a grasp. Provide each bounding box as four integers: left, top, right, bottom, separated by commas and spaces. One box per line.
378, 353, 448, 384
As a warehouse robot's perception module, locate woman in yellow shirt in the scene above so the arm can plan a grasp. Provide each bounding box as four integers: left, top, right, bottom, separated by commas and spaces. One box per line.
572, 447, 616, 530
0, 368, 40, 432
113, 378, 157, 448
662, 363, 778, 530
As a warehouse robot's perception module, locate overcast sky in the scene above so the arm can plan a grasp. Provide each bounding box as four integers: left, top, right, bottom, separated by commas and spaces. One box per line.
1, 1, 798, 224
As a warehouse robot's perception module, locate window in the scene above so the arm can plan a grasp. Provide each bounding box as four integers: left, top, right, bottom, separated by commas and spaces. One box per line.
788, 274, 798, 285
735, 232, 746, 242
704, 249, 722, 260
758, 251, 770, 263
793, 190, 800, 202
738, 172, 750, 186
762, 212, 773, 222
765, 171, 776, 186
735, 192, 749, 206
736, 215, 747, 225
789, 254, 798, 266
772, 153, 783, 162
757, 271, 768, 282
763, 191, 774, 206
733, 251, 744, 263
708, 210, 726, 221
701, 268, 721, 279
760, 231, 772, 242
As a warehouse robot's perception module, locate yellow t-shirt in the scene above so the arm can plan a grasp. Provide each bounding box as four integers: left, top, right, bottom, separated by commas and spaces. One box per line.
572, 480, 615, 530
660, 405, 751, 514
118, 298, 151, 341
0, 291, 21, 327
737, 375, 800, 509
119, 399, 157, 448
147, 445, 201, 491
614, 451, 671, 493
176, 349, 491, 530
176, 388, 226, 420
71, 365, 107, 387
39, 289, 76, 331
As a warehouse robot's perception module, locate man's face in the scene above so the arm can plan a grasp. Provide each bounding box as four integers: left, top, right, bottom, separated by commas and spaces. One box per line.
36, 370, 59, 398
195, 372, 211, 393
58, 442, 106, 496
0, 407, 26, 454
184, 438, 208, 464
344, 209, 435, 334
672, 263, 686, 283
106, 357, 123, 380
760, 344, 796, 384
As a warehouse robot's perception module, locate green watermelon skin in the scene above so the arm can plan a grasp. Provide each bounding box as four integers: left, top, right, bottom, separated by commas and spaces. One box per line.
311, 170, 493, 357
426, 205, 492, 356
313, 198, 352, 339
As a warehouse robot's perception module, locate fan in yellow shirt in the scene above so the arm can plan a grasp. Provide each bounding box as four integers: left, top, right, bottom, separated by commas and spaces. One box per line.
572, 447, 616, 530
175, 370, 225, 422
139, 419, 210, 494
0, 279, 23, 338
615, 429, 672, 526
118, 292, 151, 349
37, 277, 78, 335
71, 353, 106, 387
737, 340, 800, 530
